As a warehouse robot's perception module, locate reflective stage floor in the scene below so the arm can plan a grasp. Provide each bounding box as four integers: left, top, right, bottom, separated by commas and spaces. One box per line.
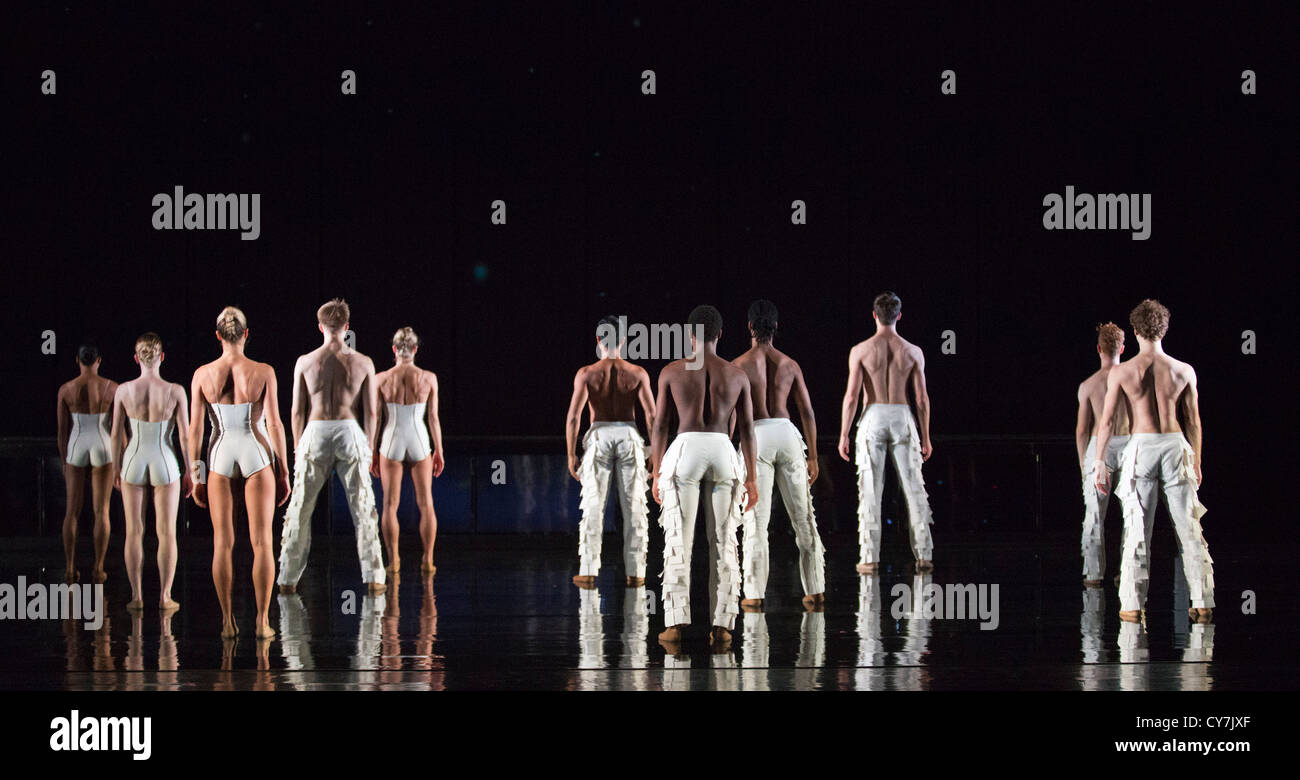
1, 529, 1295, 691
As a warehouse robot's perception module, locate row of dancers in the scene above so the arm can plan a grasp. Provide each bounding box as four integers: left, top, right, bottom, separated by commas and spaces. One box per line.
55, 294, 1214, 645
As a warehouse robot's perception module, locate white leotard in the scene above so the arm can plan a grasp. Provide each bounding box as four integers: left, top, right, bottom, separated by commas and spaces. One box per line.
66, 412, 112, 468
121, 418, 181, 486
379, 402, 431, 462
209, 403, 271, 478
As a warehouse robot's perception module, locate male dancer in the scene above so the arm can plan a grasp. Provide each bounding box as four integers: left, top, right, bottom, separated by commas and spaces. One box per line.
1075, 322, 1131, 587
56, 344, 118, 584
1096, 299, 1213, 623
565, 315, 656, 588
732, 300, 825, 610
650, 305, 758, 647
279, 299, 387, 594
838, 292, 934, 573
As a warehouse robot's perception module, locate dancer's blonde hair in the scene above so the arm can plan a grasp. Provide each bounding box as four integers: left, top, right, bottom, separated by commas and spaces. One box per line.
135, 332, 163, 365
392, 327, 419, 358
216, 306, 247, 342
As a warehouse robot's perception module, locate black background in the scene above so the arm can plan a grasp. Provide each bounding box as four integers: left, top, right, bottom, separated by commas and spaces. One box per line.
2, 3, 1295, 518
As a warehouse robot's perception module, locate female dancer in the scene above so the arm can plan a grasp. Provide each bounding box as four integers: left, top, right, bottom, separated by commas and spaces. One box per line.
372, 327, 444, 575
110, 333, 192, 611
56, 344, 118, 584
189, 307, 290, 638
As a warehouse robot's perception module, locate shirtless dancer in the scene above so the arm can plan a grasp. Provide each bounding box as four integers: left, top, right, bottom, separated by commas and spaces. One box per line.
373, 327, 445, 576
838, 292, 935, 573
1095, 299, 1213, 623
650, 305, 758, 647
732, 300, 825, 610
565, 315, 655, 588
278, 299, 387, 594
57, 344, 118, 584
1075, 323, 1131, 587
110, 333, 192, 611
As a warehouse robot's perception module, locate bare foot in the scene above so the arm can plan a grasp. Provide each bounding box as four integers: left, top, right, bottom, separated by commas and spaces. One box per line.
1083, 579, 1103, 588
255, 623, 276, 640
625, 576, 645, 587
740, 598, 763, 612
279, 583, 297, 595
421, 561, 437, 575
572, 575, 597, 589
802, 593, 826, 611
856, 562, 878, 574
1188, 607, 1213, 623
92, 569, 108, 584
709, 626, 732, 648
367, 582, 387, 596
916, 559, 934, 572
1119, 609, 1142, 623
159, 599, 180, 612
386, 561, 400, 576
221, 620, 239, 639
126, 600, 144, 612
658, 624, 686, 643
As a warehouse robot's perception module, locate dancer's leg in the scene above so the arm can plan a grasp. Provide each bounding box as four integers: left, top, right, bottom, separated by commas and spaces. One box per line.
378, 454, 405, 573
153, 480, 180, 610
90, 463, 114, 582
245, 468, 277, 638
208, 473, 237, 637
61, 463, 85, 580
410, 457, 437, 573
121, 482, 146, 608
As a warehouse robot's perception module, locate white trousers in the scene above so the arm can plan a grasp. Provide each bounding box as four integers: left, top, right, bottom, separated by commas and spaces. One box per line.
1116, 433, 1213, 611
577, 422, 650, 578
658, 432, 744, 632
855, 404, 934, 564
278, 420, 386, 586
1081, 434, 1130, 580
739, 418, 826, 599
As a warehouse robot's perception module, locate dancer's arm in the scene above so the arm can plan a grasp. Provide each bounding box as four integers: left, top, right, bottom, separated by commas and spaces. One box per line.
56, 387, 71, 462
109, 388, 126, 489
649, 367, 674, 503
289, 357, 308, 449
1075, 383, 1093, 472
910, 347, 932, 461
564, 368, 588, 482
188, 371, 208, 508
426, 371, 444, 478
839, 347, 863, 461
735, 374, 758, 511
360, 357, 379, 451
172, 384, 193, 497
1179, 367, 1202, 485
262, 366, 291, 506
636, 366, 656, 439
1093, 371, 1123, 493
791, 363, 818, 482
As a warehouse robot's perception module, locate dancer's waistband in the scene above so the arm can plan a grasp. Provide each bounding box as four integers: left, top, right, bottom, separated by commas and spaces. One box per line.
1127, 432, 1187, 442
754, 417, 796, 428
305, 418, 364, 430
589, 421, 636, 430
673, 431, 731, 440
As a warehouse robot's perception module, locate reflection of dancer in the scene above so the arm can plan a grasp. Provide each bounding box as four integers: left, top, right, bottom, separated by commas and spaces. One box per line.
838, 292, 935, 574
57, 344, 117, 584
565, 316, 655, 588
278, 299, 387, 594
1075, 323, 1130, 587
190, 307, 291, 639
1096, 300, 1213, 623
732, 300, 824, 610
373, 327, 445, 576
650, 306, 758, 648
110, 334, 192, 612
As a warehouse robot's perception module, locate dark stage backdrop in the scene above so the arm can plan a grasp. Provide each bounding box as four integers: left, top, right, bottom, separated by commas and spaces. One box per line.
2, 5, 1296, 518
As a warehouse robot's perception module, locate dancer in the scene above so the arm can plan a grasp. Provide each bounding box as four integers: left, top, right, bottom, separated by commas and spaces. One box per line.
56, 344, 118, 584
110, 333, 192, 611
564, 315, 655, 588
189, 307, 291, 638
650, 305, 758, 648
278, 298, 387, 594
838, 291, 935, 573
732, 300, 825, 609
373, 326, 445, 576
1095, 299, 1213, 623
1075, 322, 1131, 587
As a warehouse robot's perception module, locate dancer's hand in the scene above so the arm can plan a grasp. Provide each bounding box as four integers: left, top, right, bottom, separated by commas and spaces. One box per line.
181, 471, 194, 499
369, 457, 380, 479
275, 467, 291, 507
806, 455, 819, 484
651, 476, 662, 505
193, 482, 208, 508
1195, 462, 1202, 487
568, 453, 581, 482
920, 440, 933, 462
1094, 462, 1110, 496
113, 474, 122, 492
432, 450, 445, 478
838, 435, 852, 462
743, 478, 758, 512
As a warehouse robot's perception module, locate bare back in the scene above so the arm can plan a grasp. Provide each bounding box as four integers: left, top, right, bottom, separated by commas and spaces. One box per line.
115, 376, 182, 422
297, 344, 374, 421
194, 354, 273, 422
1079, 368, 1130, 437
733, 344, 799, 420
580, 358, 646, 422
854, 332, 923, 406
376, 363, 434, 406
662, 354, 749, 433
59, 373, 117, 415
1112, 352, 1195, 434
